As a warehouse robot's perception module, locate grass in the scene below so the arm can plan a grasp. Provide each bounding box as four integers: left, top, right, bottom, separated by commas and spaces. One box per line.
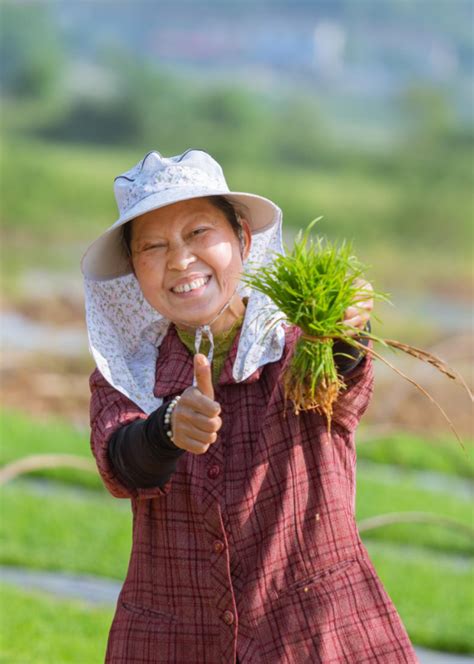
0, 583, 113, 664
0, 136, 125, 237
0, 482, 131, 580
357, 430, 474, 479
356, 465, 474, 555
365, 541, 474, 654
0, 410, 103, 490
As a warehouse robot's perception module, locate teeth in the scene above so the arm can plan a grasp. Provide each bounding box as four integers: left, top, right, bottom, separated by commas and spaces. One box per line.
172, 277, 209, 294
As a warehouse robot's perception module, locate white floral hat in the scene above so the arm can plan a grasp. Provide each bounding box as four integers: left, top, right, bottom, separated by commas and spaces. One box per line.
81, 148, 281, 280
81, 148, 287, 413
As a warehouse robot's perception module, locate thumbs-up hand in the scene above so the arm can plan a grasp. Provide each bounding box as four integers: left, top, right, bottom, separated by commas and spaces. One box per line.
194, 353, 215, 400
169, 354, 222, 455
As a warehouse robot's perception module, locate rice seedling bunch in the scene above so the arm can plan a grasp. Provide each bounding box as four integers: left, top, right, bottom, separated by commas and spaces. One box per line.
244, 218, 390, 429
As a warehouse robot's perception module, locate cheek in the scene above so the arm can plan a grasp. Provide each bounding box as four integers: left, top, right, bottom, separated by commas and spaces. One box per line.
135, 255, 163, 275
207, 241, 241, 280
134, 261, 166, 298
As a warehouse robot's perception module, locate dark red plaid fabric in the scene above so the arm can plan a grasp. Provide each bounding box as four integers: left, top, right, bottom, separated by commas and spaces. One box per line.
90, 324, 418, 663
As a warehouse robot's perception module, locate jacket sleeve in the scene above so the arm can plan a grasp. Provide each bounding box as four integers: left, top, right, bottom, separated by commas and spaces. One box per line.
89, 368, 173, 500
108, 406, 185, 490
333, 320, 371, 375
330, 338, 374, 435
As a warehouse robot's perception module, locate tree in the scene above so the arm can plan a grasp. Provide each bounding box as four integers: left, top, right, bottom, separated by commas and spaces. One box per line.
0, 4, 63, 99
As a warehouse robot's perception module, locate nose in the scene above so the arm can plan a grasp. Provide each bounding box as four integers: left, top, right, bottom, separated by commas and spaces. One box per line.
166, 241, 196, 271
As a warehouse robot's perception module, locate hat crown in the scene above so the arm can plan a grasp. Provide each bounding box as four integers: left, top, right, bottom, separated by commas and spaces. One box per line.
113, 149, 229, 215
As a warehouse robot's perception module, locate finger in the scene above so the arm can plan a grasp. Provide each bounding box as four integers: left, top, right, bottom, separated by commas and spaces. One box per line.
178, 436, 211, 456
179, 425, 218, 445
180, 411, 222, 434
344, 316, 363, 328
344, 305, 360, 318
349, 295, 373, 308
353, 277, 373, 293
344, 315, 371, 336
344, 304, 372, 320
180, 389, 221, 418
343, 320, 363, 337
194, 353, 214, 400
351, 279, 374, 305
357, 300, 374, 310
352, 296, 373, 307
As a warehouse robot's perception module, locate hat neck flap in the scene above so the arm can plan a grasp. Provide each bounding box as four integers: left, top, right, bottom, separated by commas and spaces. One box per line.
84, 215, 287, 414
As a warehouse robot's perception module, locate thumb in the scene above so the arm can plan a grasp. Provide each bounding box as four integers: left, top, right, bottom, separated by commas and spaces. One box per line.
194, 353, 214, 400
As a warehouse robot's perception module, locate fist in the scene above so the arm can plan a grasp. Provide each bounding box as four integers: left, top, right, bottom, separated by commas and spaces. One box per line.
343, 278, 373, 336
170, 354, 222, 455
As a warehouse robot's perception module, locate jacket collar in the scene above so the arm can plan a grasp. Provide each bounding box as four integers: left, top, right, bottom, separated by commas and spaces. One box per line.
154, 324, 263, 398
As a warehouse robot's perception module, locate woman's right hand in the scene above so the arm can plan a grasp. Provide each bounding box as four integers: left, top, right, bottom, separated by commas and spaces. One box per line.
170, 354, 222, 455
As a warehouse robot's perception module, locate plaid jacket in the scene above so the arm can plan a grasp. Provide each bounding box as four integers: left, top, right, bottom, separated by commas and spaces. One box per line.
90, 324, 418, 664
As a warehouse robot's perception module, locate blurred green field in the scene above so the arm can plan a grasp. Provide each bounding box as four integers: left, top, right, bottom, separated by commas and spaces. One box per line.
366, 543, 474, 655
0, 583, 113, 664
357, 466, 473, 555
0, 410, 473, 655
1, 482, 131, 580
0, 410, 102, 490
357, 431, 474, 479
1, 131, 472, 298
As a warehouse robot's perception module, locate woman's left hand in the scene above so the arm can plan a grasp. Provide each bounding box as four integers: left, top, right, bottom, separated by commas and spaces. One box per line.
343, 278, 374, 336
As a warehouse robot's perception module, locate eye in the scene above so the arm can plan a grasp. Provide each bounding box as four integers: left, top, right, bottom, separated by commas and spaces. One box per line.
143, 242, 166, 252
190, 227, 208, 237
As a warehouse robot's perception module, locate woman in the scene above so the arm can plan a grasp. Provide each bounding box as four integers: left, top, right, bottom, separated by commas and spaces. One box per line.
82, 149, 417, 663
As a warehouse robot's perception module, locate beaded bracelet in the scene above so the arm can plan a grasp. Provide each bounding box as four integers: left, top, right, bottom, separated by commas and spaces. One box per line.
163, 395, 181, 442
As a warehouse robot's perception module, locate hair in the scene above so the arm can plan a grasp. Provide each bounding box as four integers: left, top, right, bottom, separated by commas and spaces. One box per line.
122, 196, 246, 259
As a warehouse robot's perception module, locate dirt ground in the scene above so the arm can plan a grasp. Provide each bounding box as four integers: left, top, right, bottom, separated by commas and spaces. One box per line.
366, 333, 473, 441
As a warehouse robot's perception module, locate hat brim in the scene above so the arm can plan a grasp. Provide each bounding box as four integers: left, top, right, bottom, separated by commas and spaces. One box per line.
81, 186, 281, 281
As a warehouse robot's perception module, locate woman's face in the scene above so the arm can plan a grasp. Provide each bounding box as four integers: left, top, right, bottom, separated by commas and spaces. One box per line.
130, 198, 251, 333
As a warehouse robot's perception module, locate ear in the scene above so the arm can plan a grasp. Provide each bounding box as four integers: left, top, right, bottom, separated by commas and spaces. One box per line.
240, 219, 252, 261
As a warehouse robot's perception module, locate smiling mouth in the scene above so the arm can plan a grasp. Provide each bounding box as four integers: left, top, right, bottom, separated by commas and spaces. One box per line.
171, 275, 211, 295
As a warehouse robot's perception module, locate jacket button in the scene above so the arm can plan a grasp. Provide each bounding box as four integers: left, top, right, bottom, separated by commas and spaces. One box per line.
223, 610, 234, 625
207, 464, 221, 479
213, 540, 225, 554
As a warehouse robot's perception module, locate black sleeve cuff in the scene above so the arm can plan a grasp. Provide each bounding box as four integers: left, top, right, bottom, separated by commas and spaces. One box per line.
108, 400, 185, 490
333, 320, 371, 375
